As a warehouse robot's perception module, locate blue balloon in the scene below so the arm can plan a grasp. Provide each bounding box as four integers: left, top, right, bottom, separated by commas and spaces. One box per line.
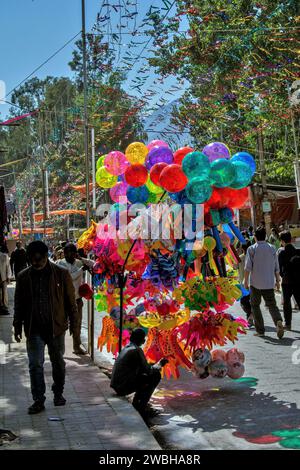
231, 152, 256, 176
126, 185, 149, 204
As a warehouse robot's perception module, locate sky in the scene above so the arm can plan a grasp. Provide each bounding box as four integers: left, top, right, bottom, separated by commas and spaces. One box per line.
0, 0, 185, 119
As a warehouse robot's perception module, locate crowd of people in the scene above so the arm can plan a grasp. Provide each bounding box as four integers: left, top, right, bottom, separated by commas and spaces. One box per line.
0, 222, 299, 419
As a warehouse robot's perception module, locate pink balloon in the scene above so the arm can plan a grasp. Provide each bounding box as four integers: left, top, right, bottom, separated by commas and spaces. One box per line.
147, 140, 169, 151
109, 182, 129, 202
105, 151, 129, 176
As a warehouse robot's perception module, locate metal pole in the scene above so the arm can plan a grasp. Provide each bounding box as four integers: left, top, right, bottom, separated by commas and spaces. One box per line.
13, 168, 22, 238
42, 168, 49, 239
291, 110, 300, 208
82, 0, 90, 228
257, 128, 271, 235
91, 128, 96, 212
90, 275, 95, 361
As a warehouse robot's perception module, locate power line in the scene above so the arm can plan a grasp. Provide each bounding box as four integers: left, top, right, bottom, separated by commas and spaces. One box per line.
5, 31, 81, 98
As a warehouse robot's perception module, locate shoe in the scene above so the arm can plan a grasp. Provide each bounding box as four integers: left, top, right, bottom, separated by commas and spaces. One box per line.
253, 332, 265, 337
284, 324, 292, 331
28, 401, 45, 415
54, 395, 66, 406
73, 347, 87, 355
277, 320, 284, 339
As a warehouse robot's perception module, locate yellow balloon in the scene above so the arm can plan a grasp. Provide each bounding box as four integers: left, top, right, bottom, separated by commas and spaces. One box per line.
96, 166, 117, 188
146, 176, 164, 194
96, 155, 106, 170
125, 142, 148, 164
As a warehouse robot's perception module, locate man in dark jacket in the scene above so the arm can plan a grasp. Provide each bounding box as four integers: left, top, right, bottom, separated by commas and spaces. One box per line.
13, 241, 78, 414
10, 241, 28, 278
278, 230, 300, 330
110, 328, 168, 417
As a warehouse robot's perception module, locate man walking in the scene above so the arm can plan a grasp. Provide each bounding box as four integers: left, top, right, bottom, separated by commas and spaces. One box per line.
277, 230, 300, 330
57, 243, 94, 355
0, 245, 11, 315
10, 241, 28, 278
13, 241, 78, 414
244, 226, 284, 338
110, 328, 168, 418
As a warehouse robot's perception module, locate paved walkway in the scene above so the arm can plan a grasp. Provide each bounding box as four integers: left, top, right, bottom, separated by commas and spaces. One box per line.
0, 286, 160, 450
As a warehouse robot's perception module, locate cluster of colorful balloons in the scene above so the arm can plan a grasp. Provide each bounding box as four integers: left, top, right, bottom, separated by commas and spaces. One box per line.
192, 347, 245, 379
95, 140, 256, 206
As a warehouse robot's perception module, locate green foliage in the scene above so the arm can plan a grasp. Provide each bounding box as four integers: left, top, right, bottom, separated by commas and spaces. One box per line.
147, 0, 300, 184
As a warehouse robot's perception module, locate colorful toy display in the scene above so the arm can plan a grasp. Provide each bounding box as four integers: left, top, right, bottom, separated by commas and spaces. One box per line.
81, 139, 255, 379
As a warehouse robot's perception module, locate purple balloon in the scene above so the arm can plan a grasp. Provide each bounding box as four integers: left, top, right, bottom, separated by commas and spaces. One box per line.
109, 182, 129, 202
147, 139, 169, 151
202, 142, 230, 162
145, 146, 173, 170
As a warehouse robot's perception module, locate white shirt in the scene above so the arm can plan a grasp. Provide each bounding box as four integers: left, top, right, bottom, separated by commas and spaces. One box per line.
57, 258, 94, 299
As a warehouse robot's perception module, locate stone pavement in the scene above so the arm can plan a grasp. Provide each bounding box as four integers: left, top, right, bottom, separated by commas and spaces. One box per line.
89, 295, 300, 450
149, 297, 300, 450
0, 286, 160, 450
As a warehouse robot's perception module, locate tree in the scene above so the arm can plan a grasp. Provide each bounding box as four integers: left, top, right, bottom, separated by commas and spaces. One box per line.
147, 0, 300, 183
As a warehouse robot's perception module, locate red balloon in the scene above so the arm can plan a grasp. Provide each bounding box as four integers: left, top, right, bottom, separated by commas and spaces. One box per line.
226, 187, 250, 209
173, 146, 194, 165
205, 188, 223, 210
149, 162, 168, 186
125, 164, 148, 187
159, 164, 188, 192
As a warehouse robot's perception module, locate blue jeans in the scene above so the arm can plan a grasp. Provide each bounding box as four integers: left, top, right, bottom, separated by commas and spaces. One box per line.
26, 334, 65, 402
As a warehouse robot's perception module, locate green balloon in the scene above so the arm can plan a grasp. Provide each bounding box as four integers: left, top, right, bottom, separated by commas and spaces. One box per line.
182, 151, 210, 181
186, 177, 212, 203
96, 155, 106, 170
210, 159, 236, 188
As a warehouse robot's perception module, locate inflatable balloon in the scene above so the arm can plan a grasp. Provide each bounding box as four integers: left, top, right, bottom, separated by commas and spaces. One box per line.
192, 348, 212, 369
146, 177, 164, 195
226, 348, 245, 364
146, 146, 173, 169
182, 151, 210, 180
227, 361, 245, 379
209, 159, 236, 188
208, 359, 228, 378
186, 177, 212, 203
173, 146, 194, 165
96, 155, 105, 170
109, 181, 129, 202
96, 166, 118, 188
230, 161, 253, 189
202, 142, 230, 162
231, 152, 256, 175
125, 142, 148, 164
149, 162, 168, 186
159, 164, 188, 193
147, 140, 169, 151
127, 185, 149, 204
211, 349, 227, 361
125, 164, 148, 187
104, 151, 128, 176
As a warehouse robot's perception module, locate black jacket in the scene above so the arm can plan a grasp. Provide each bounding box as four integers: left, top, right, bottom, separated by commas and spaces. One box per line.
278, 244, 300, 284
13, 261, 78, 338
110, 342, 153, 395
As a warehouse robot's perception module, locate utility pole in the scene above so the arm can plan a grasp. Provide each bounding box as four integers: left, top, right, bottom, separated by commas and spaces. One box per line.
82, 0, 90, 228
42, 168, 49, 239
288, 85, 300, 208
13, 168, 22, 239
30, 197, 35, 235
257, 128, 271, 235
